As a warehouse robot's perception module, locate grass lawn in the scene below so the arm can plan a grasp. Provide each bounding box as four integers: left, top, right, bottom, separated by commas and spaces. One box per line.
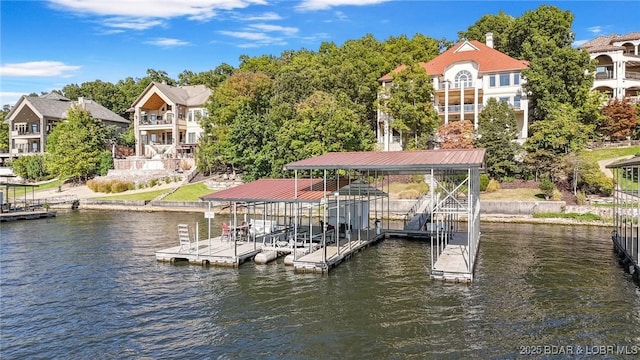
163, 183, 214, 201
480, 188, 543, 201
94, 189, 168, 201
580, 145, 640, 163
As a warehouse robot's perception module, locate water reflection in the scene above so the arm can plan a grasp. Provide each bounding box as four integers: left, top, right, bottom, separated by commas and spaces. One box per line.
1, 211, 638, 359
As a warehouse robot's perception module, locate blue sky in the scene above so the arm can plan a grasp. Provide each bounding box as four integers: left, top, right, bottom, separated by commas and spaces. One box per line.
1, 0, 638, 107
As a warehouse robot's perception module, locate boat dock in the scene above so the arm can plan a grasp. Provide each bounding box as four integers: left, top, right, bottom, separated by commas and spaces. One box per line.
155, 236, 263, 266
607, 156, 640, 283
293, 230, 382, 273
430, 233, 472, 283
0, 210, 57, 222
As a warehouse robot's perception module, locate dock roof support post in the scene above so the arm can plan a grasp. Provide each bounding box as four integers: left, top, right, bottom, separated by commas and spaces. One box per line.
294, 169, 298, 261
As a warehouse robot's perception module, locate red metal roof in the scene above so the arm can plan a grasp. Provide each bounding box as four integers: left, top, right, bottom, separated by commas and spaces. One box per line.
379, 40, 528, 81
285, 149, 486, 171
200, 178, 348, 203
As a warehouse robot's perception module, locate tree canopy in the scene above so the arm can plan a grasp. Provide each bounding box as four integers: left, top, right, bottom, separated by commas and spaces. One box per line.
45, 105, 109, 182
475, 99, 521, 179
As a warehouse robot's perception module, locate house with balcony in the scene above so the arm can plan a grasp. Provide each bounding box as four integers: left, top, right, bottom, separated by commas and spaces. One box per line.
580, 32, 640, 103
3, 93, 129, 159
130, 82, 211, 158
377, 33, 529, 151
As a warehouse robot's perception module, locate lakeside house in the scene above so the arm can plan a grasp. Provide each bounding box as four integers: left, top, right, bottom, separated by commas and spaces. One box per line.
377, 33, 530, 151
129, 82, 211, 159
2, 93, 129, 164
580, 32, 640, 103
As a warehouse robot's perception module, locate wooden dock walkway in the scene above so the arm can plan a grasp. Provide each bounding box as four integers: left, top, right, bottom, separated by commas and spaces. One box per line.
155, 237, 263, 266
293, 230, 383, 273
431, 233, 472, 283
0, 210, 56, 222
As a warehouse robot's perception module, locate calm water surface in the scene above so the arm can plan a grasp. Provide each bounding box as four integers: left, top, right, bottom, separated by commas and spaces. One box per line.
1, 210, 639, 359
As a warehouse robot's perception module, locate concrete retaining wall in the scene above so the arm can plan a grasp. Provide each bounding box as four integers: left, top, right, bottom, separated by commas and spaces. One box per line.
480, 201, 565, 215
82, 199, 149, 206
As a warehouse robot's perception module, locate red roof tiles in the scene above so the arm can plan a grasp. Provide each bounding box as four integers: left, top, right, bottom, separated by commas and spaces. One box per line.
379, 40, 528, 81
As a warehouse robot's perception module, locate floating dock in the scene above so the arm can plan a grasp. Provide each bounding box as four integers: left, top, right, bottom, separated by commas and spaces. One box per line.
155, 237, 263, 267
0, 210, 57, 222
430, 233, 472, 283
293, 230, 382, 273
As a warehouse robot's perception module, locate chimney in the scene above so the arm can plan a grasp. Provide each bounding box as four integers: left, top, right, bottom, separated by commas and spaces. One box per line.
78, 96, 85, 109
485, 32, 494, 49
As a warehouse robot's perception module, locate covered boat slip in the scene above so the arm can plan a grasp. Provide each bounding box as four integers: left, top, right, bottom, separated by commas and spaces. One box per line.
607, 156, 640, 280
195, 176, 388, 272
157, 149, 485, 281
285, 149, 484, 281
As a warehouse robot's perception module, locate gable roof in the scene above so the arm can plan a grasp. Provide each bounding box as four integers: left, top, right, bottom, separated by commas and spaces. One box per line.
379, 40, 528, 82
5, 94, 129, 124
131, 81, 212, 108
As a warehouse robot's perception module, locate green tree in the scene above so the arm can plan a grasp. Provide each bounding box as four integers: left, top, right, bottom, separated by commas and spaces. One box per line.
522, 36, 595, 122
0, 105, 9, 151
276, 91, 374, 170
378, 64, 439, 149
475, 98, 521, 179
523, 104, 593, 179
505, 5, 574, 59
457, 11, 514, 53
46, 105, 107, 182
10, 154, 49, 181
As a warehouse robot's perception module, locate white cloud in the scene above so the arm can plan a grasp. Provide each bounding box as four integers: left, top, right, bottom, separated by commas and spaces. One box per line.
219, 31, 273, 41
296, 0, 389, 11
145, 38, 191, 47
238, 11, 282, 21
588, 26, 603, 35
248, 23, 298, 35
103, 17, 163, 31
48, 0, 267, 30
0, 61, 81, 77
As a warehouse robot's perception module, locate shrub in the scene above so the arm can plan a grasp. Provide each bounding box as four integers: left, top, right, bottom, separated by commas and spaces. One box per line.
552, 189, 563, 201
87, 179, 133, 193
486, 179, 500, 192
539, 176, 555, 200
479, 174, 490, 191
576, 191, 587, 205
578, 161, 614, 196
110, 180, 132, 193
149, 179, 158, 187
11, 154, 49, 181
97, 151, 113, 176
164, 176, 171, 184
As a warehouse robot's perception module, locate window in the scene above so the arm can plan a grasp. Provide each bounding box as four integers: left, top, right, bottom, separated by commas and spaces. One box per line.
188, 132, 196, 144
31, 123, 39, 134
514, 95, 521, 109
499, 97, 510, 103
150, 133, 157, 143
187, 110, 193, 122
489, 75, 496, 87
454, 70, 473, 88
499, 73, 510, 86
514, 73, 520, 85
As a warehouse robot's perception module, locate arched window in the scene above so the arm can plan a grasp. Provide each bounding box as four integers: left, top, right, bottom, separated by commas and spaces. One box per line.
454, 70, 473, 88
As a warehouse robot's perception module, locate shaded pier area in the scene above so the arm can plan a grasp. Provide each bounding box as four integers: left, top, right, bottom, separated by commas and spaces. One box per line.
607, 156, 640, 282
286, 149, 484, 282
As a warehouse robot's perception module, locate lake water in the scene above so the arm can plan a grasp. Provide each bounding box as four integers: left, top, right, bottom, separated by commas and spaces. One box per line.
1, 210, 639, 359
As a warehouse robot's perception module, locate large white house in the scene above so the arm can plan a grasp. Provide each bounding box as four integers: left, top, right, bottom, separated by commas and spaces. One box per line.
130, 82, 211, 158
580, 32, 640, 103
377, 34, 529, 151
